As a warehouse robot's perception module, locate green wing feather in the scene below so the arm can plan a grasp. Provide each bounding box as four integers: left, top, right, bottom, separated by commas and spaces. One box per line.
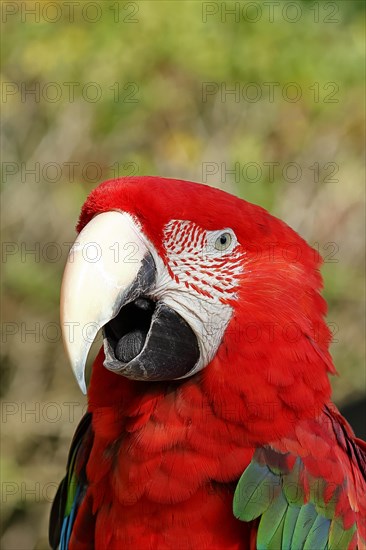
233, 405, 366, 549
233, 447, 356, 550
256, 491, 288, 550
282, 505, 301, 550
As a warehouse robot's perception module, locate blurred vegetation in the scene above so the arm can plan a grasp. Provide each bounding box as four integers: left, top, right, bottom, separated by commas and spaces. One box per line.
1, 1, 365, 548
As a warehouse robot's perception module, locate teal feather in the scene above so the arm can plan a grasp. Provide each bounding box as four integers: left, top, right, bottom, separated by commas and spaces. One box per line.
303, 514, 330, 550
257, 491, 288, 549
282, 504, 301, 549
266, 512, 286, 550
291, 502, 318, 548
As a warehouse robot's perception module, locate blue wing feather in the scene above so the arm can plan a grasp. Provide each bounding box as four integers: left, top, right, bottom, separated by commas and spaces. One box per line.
49, 413, 92, 550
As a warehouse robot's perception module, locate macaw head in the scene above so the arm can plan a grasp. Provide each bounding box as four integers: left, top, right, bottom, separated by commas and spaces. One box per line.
62, 177, 334, 432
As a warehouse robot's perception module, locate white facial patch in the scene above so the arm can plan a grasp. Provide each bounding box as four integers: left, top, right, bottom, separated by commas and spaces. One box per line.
148, 220, 245, 378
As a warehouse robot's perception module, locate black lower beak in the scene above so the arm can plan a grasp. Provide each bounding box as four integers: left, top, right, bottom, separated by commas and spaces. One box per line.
102, 251, 200, 381
103, 299, 200, 381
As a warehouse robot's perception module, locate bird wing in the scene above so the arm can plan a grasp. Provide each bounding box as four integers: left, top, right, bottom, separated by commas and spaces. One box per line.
49, 412, 93, 550
233, 404, 366, 549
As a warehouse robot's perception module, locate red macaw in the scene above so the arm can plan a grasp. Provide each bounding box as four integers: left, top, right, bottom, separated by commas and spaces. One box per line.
49, 176, 366, 550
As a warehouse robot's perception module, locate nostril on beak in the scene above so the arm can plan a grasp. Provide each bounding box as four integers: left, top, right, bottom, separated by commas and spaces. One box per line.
134, 298, 155, 311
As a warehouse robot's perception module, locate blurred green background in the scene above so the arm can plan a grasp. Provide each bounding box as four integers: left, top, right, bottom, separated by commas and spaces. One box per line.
1, 1, 365, 548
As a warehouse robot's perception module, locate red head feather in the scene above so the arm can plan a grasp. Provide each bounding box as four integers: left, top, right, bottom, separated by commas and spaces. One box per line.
79, 176, 334, 441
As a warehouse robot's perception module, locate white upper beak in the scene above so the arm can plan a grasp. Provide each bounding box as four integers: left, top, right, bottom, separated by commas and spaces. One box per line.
60, 211, 152, 393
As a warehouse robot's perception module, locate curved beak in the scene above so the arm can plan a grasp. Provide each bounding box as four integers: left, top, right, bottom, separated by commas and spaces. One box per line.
60, 211, 155, 393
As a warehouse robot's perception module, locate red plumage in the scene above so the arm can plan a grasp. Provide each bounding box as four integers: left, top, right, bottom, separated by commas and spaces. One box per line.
52, 177, 365, 549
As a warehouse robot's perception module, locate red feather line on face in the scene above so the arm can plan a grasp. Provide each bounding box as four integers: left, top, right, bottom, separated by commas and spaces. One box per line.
162, 220, 244, 302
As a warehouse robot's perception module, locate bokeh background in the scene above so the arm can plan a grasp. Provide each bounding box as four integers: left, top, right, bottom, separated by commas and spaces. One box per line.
1, 1, 365, 548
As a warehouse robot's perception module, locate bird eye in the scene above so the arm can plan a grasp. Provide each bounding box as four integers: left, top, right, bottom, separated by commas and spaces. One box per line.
214, 232, 232, 251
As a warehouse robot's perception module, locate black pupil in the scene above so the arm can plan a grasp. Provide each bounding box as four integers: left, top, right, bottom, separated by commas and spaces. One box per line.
220, 234, 227, 245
